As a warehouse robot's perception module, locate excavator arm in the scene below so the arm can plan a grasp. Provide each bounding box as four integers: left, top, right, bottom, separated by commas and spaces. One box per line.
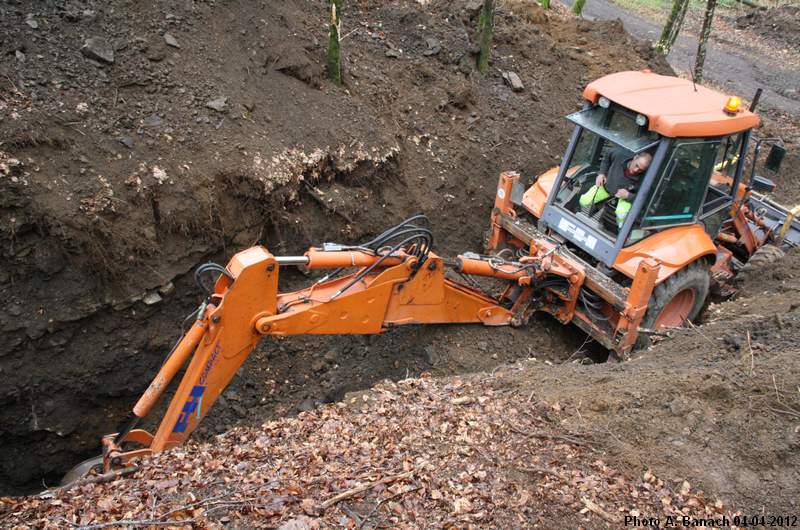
86, 216, 549, 477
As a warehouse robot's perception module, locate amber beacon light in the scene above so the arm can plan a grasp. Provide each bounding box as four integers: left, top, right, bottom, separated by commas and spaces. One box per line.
723, 96, 742, 115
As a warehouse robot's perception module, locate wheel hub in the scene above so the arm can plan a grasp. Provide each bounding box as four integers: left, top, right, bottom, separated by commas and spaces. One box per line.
655, 288, 696, 329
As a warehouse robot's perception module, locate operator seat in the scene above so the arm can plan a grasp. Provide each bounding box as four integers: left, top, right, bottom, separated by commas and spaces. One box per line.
600, 197, 620, 235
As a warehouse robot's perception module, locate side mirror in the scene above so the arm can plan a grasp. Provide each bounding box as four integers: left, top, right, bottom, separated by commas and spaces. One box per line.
765, 144, 785, 172
751, 175, 776, 193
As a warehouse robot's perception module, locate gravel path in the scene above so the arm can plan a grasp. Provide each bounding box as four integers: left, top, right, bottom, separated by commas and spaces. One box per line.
560, 0, 800, 116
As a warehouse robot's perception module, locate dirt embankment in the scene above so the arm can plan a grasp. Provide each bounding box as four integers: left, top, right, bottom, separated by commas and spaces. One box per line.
733, 5, 800, 55
0, 0, 670, 494
512, 250, 800, 515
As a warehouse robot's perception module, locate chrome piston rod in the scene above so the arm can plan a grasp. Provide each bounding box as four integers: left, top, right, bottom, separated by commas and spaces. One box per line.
275, 256, 310, 265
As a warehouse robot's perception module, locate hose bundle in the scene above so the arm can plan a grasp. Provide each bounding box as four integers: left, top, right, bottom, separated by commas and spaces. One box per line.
359, 213, 433, 263
579, 288, 610, 321
329, 215, 434, 299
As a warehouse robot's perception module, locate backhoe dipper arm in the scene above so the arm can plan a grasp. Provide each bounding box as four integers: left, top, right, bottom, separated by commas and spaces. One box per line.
100, 238, 516, 472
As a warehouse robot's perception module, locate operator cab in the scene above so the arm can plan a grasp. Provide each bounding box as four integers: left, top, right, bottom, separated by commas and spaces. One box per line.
534, 71, 761, 268
553, 101, 728, 244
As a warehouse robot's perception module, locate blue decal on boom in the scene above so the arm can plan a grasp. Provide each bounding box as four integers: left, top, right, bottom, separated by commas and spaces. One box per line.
172, 343, 222, 434
173, 385, 205, 433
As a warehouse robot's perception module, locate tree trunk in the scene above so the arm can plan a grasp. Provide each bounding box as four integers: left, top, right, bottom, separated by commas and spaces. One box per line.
655, 0, 689, 54
572, 0, 587, 16
693, 0, 717, 83
327, 3, 342, 85
477, 0, 494, 75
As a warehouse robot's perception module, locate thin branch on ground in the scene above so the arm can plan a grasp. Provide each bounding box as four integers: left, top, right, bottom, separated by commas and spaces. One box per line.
581, 497, 619, 523
590, 423, 629, 454
340, 28, 359, 40
4, 74, 23, 95
358, 486, 420, 529
766, 405, 800, 418
562, 335, 592, 364
341, 505, 365, 527
507, 424, 591, 447
317, 470, 415, 511
159, 496, 259, 519
686, 319, 716, 347
575, 400, 584, 424
518, 466, 565, 480
76, 519, 195, 530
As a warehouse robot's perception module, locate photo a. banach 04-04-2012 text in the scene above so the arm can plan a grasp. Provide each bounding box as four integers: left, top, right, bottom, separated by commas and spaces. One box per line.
625, 514, 800, 527
625, 515, 733, 527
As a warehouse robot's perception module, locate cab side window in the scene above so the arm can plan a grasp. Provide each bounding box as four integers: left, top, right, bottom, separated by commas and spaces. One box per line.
642, 141, 720, 229
715, 133, 743, 176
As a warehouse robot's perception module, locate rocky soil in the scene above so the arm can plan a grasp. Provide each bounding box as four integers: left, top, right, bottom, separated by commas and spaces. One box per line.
0, 0, 673, 495
0, 2, 798, 525
732, 4, 800, 55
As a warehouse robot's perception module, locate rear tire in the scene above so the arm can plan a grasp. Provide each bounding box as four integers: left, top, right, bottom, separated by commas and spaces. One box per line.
636, 261, 710, 349
738, 244, 785, 276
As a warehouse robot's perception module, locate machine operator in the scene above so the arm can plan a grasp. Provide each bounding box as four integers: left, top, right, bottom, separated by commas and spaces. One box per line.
579, 147, 653, 227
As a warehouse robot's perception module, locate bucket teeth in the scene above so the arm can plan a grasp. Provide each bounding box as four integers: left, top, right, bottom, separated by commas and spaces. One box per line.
59, 455, 104, 486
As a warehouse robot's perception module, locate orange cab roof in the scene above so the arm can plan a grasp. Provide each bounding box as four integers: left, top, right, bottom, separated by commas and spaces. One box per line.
583, 71, 760, 138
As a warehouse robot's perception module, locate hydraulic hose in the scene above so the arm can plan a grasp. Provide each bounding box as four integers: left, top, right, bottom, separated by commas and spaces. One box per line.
194, 262, 233, 296
330, 233, 431, 300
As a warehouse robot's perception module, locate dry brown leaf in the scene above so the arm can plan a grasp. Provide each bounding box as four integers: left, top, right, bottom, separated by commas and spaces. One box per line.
300, 498, 316, 515
155, 479, 179, 490
453, 497, 473, 514
680, 481, 691, 495
277, 515, 316, 530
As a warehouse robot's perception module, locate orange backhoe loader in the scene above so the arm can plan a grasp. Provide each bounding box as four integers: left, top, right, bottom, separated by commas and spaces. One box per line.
62, 71, 798, 484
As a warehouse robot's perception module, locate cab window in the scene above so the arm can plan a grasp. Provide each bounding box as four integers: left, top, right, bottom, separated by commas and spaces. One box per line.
556, 105, 659, 214
642, 140, 720, 229
715, 133, 743, 177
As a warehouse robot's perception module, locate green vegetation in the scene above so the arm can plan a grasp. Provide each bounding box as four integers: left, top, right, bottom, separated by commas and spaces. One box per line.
477, 0, 495, 75
655, 0, 689, 54
328, 1, 342, 85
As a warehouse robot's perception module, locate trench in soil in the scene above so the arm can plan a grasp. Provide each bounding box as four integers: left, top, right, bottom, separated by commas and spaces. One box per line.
1, 0, 688, 495
1, 153, 600, 496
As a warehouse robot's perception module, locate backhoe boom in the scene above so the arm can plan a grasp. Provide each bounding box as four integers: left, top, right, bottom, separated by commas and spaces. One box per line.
96, 222, 526, 475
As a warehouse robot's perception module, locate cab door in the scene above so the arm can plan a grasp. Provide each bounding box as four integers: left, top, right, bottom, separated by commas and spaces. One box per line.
639, 140, 721, 231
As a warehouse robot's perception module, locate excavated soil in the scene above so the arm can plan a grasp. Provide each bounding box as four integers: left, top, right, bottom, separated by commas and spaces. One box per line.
0, 0, 797, 516
498, 250, 800, 514
0, 0, 671, 495
733, 5, 800, 54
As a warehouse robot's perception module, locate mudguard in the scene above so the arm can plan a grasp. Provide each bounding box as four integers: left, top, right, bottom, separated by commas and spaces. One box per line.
614, 224, 717, 283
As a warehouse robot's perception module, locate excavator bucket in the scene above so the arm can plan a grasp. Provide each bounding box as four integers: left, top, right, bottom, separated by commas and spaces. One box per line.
60, 456, 103, 486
